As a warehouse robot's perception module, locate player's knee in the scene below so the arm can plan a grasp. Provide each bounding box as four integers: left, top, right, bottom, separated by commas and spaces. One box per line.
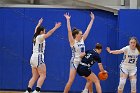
40, 73, 46, 79
93, 79, 100, 85
130, 79, 136, 92
32, 75, 39, 80
43, 74, 46, 79
118, 78, 126, 90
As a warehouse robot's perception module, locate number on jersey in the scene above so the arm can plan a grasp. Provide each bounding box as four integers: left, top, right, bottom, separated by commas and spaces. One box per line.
81, 47, 85, 52
128, 59, 135, 64
85, 53, 92, 59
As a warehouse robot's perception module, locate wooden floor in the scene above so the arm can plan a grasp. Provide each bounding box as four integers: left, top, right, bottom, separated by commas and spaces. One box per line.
0, 91, 63, 93
0, 91, 115, 93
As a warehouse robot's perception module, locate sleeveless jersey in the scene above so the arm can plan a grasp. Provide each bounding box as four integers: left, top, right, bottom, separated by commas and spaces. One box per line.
121, 45, 139, 67
33, 34, 45, 54
71, 39, 85, 63
81, 49, 101, 67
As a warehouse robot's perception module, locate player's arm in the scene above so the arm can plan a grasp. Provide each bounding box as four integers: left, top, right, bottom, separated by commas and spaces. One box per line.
83, 12, 95, 41
80, 52, 86, 58
98, 63, 106, 72
35, 18, 43, 33
97, 56, 106, 73
106, 47, 124, 54
43, 22, 61, 39
64, 13, 74, 46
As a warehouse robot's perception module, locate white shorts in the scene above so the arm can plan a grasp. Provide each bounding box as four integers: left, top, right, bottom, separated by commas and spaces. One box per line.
30, 53, 45, 68
120, 65, 137, 76
70, 57, 80, 70
70, 62, 79, 70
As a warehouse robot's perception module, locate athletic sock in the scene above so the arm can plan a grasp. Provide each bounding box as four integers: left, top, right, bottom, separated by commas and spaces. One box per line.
27, 87, 32, 92
82, 88, 88, 93
83, 88, 88, 91
36, 87, 41, 92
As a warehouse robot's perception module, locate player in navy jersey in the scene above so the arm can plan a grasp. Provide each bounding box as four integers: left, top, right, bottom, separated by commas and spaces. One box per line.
77, 43, 106, 93
107, 37, 140, 93
24, 18, 61, 93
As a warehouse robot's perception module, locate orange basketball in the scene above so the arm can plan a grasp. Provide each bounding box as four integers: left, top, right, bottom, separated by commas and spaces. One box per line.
98, 71, 108, 80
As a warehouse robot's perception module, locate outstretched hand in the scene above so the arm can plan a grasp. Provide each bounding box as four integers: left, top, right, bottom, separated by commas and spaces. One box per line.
106, 47, 111, 53
64, 13, 71, 20
102, 70, 108, 74
55, 22, 61, 29
90, 12, 95, 20
38, 18, 43, 24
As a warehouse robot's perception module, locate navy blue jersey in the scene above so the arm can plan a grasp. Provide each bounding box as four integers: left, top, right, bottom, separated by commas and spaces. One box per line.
81, 49, 101, 67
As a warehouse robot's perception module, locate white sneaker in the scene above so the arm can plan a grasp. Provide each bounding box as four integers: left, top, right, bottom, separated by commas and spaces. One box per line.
81, 89, 88, 93
32, 90, 40, 93
24, 91, 29, 93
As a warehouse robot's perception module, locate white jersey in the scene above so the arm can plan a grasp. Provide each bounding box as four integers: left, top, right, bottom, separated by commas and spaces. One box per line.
120, 45, 139, 68
33, 34, 45, 54
71, 39, 85, 64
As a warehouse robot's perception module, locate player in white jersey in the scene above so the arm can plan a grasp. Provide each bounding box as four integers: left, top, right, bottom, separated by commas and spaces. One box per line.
106, 37, 140, 93
24, 18, 61, 93
64, 12, 95, 93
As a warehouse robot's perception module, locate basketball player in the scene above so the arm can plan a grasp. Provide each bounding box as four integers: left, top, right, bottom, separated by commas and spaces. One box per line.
106, 37, 140, 93
63, 12, 95, 93
77, 43, 107, 93
24, 18, 61, 93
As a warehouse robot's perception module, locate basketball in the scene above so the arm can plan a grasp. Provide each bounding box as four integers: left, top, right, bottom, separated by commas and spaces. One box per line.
98, 71, 108, 80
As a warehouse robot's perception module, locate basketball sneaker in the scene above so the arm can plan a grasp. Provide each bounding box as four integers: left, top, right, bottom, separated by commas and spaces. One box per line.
81, 89, 88, 93
32, 90, 40, 93
24, 91, 30, 93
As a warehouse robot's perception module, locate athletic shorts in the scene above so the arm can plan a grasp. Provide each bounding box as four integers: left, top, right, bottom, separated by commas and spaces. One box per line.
30, 53, 45, 68
70, 57, 80, 69
120, 65, 137, 76
70, 61, 79, 70
77, 64, 91, 77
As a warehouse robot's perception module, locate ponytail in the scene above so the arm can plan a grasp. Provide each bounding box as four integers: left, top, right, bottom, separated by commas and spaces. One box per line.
33, 26, 45, 45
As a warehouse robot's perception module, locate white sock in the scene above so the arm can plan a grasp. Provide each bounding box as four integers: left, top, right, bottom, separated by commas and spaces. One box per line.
83, 88, 88, 92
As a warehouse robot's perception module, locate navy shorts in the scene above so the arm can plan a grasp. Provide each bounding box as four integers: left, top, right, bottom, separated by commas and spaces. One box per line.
77, 64, 91, 77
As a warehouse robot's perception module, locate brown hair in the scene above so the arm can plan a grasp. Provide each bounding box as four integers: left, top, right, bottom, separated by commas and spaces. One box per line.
95, 43, 102, 49
129, 37, 140, 53
72, 27, 81, 39
33, 26, 45, 45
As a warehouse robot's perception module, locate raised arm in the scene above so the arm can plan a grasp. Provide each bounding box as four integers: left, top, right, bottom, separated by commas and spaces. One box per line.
83, 12, 95, 41
106, 47, 124, 54
43, 22, 61, 39
35, 18, 43, 33
64, 13, 74, 46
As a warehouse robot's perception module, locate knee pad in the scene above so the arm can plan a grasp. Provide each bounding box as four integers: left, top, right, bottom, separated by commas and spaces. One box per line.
130, 79, 137, 92
118, 78, 126, 90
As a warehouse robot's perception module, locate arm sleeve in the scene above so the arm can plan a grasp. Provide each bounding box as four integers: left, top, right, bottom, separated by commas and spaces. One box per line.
97, 55, 102, 63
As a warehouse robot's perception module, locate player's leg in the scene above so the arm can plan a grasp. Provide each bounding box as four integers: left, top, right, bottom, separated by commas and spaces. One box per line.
129, 68, 137, 93
33, 63, 46, 93
82, 81, 93, 93
88, 83, 93, 93
25, 67, 39, 93
64, 68, 77, 93
118, 67, 128, 93
85, 72, 101, 93
64, 62, 78, 93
